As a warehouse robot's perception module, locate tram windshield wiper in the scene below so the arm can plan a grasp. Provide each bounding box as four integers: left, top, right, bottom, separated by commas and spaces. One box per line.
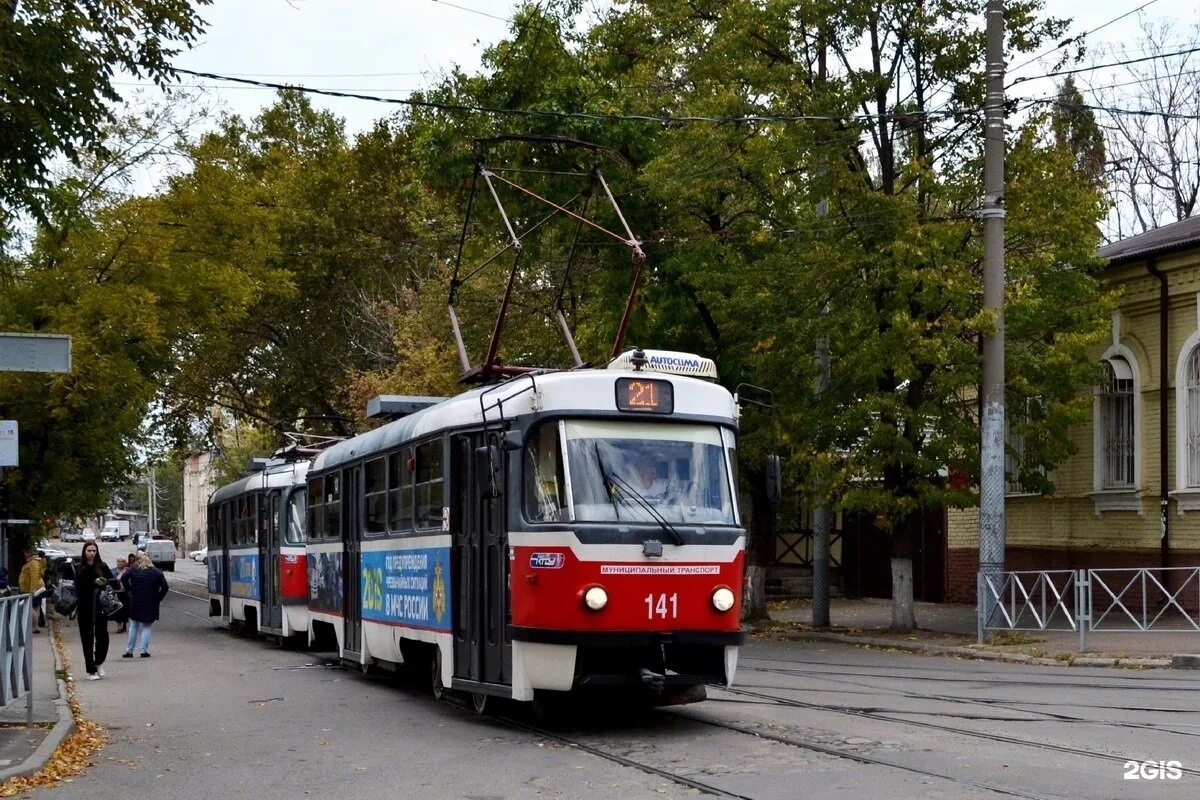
593, 442, 622, 521
608, 473, 685, 547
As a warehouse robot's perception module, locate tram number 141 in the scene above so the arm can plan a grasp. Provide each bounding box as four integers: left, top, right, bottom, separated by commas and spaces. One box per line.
645, 593, 678, 619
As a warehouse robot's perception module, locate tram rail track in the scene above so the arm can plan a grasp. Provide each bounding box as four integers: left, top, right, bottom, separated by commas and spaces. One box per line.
738, 656, 1200, 689
739, 664, 1200, 737
713, 684, 1200, 778
666, 710, 1065, 800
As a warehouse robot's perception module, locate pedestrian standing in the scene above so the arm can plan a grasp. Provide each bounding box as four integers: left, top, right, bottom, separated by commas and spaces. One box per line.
18, 546, 46, 633
111, 557, 131, 634
74, 542, 113, 680
122, 553, 168, 659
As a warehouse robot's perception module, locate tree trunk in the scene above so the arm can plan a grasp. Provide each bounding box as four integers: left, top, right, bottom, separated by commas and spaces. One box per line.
741, 465, 774, 622
743, 564, 767, 623
889, 515, 918, 631
890, 558, 915, 631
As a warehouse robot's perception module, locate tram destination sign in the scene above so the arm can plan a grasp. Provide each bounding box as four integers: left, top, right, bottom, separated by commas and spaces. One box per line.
0, 333, 71, 373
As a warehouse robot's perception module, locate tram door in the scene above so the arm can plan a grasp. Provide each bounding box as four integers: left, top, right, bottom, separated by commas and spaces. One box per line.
343, 466, 363, 655
451, 432, 510, 686
260, 491, 282, 631
221, 502, 231, 616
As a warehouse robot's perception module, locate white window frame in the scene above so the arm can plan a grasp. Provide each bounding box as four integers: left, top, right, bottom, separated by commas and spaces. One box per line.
1172, 328, 1200, 511
1091, 344, 1142, 514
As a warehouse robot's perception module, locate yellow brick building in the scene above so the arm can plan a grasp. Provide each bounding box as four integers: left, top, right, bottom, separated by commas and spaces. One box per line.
946, 218, 1200, 602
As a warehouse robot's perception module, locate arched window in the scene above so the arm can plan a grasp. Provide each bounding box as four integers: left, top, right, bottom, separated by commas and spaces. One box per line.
1098, 357, 1135, 489
1185, 347, 1200, 487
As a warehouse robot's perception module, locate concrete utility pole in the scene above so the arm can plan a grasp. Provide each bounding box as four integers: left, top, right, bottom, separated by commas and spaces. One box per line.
979, 0, 1007, 627
811, 23, 832, 631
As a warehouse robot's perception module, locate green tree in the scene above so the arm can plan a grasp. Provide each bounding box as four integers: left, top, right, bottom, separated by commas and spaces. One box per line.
153, 93, 457, 434
0, 106, 263, 528
415, 0, 1108, 625
0, 0, 209, 217
1051, 77, 1106, 191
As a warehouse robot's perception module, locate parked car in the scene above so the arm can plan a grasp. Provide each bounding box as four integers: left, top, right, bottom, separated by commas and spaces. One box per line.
59, 528, 84, 543
81, 530, 96, 542
143, 539, 176, 571
189, 547, 207, 564
35, 541, 69, 560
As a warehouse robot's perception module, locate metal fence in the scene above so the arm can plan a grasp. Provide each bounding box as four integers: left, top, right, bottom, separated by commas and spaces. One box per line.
0, 593, 33, 726
978, 567, 1200, 652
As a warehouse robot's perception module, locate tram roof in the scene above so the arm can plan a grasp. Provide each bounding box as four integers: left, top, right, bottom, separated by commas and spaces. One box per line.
312, 369, 737, 475
208, 458, 310, 506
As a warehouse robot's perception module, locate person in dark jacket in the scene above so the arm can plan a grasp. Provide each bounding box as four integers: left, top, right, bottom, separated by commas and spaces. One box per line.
74, 542, 113, 680
122, 553, 169, 658
111, 557, 131, 633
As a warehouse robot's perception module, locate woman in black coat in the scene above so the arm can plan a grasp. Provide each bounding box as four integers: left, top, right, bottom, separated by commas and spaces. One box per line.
73, 542, 114, 680
122, 553, 169, 658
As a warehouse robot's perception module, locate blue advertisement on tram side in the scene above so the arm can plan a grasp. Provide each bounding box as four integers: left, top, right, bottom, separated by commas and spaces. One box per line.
360, 548, 452, 632
308, 551, 343, 614
229, 553, 259, 600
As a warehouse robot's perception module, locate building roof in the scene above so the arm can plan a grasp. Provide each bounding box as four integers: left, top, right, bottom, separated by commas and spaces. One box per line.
1098, 215, 1200, 266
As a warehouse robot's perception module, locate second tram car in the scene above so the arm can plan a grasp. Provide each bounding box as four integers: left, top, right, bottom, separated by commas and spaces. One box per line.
207, 456, 311, 641
305, 350, 745, 709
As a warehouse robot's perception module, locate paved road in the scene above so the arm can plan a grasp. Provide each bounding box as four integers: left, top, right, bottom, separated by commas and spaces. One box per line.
38, 550, 1200, 799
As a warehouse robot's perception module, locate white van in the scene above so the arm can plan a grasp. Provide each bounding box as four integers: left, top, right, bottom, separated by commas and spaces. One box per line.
143, 540, 176, 572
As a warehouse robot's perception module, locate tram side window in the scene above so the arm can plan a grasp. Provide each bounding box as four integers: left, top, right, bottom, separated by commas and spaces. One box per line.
258, 493, 269, 544
524, 423, 567, 522
223, 502, 234, 548
308, 477, 324, 541
324, 473, 342, 540
415, 441, 444, 530
388, 449, 413, 534
237, 496, 249, 546
286, 490, 306, 545
364, 457, 387, 535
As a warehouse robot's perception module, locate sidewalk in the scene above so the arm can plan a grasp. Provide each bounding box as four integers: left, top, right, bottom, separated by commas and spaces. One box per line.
764, 597, 1200, 668
0, 625, 74, 781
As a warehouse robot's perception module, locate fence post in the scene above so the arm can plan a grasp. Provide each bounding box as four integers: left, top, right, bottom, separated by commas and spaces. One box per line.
1076, 569, 1088, 653
23, 597, 32, 727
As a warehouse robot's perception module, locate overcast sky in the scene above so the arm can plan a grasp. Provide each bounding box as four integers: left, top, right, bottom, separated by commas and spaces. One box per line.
112, 0, 1188, 139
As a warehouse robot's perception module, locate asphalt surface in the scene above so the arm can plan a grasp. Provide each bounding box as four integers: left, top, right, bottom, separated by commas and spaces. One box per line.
35, 543, 1200, 800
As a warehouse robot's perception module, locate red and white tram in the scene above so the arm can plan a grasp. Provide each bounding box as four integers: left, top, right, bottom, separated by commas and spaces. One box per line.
207, 456, 310, 642
305, 350, 745, 709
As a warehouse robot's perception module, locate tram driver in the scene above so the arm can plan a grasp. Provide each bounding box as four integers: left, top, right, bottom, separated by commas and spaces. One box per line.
626, 449, 670, 502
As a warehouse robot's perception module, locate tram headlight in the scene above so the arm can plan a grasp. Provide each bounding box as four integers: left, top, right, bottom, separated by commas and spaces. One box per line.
582, 585, 609, 611
711, 586, 735, 612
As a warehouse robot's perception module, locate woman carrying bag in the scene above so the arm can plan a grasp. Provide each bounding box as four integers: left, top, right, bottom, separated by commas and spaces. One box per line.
73, 542, 114, 680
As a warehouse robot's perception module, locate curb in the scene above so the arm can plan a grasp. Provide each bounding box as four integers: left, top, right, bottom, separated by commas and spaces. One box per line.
0, 628, 77, 783
770, 629, 1175, 669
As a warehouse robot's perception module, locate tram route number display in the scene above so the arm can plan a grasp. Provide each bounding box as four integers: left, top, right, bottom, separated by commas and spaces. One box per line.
615, 377, 674, 414
360, 548, 452, 631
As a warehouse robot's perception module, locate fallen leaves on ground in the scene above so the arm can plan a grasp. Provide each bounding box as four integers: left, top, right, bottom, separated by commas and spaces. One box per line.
0, 620, 108, 797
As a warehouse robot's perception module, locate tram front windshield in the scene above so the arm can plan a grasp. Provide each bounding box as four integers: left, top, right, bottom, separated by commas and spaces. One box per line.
524, 420, 735, 525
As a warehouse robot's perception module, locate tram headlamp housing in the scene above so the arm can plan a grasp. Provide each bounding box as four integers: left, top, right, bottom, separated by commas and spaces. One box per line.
582, 585, 609, 611
711, 586, 735, 612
